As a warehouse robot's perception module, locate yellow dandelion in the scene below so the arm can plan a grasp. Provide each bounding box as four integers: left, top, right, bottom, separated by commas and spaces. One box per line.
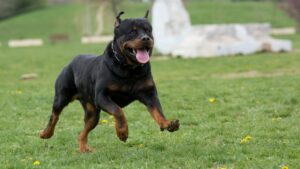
100, 119, 108, 124
245, 135, 252, 140
282, 165, 288, 169
15, 90, 23, 94
209, 98, 216, 103
137, 144, 145, 148
272, 117, 282, 122
240, 135, 252, 144
33, 160, 40, 165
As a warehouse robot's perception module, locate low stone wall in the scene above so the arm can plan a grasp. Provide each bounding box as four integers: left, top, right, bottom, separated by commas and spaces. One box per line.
152, 0, 293, 58
8, 39, 43, 48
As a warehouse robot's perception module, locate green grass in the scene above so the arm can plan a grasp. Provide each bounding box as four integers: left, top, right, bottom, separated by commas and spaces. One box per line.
0, 4, 84, 42
1, 33, 300, 168
0, 1, 295, 41
188, 1, 295, 27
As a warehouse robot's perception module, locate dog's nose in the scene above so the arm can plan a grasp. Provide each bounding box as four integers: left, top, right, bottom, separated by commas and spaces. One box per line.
141, 35, 150, 41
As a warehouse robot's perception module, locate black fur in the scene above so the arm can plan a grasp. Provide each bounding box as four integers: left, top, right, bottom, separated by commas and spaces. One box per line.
40, 11, 179, 152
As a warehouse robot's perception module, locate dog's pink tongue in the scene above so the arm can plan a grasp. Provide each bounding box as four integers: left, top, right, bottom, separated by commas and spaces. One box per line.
136, 49, 149, 64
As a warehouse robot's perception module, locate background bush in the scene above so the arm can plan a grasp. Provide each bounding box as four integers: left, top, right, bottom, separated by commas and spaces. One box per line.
0, 0, 45, 20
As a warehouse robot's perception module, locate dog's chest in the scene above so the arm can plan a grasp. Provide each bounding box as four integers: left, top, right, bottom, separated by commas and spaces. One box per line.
106, 79, 153, 104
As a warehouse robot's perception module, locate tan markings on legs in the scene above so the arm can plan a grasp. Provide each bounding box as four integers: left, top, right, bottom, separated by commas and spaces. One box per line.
113, 108, 128, 142
149, 107, 170, 129
71, 94, 79, 101
79, 129, 92, 153
79, 103, 98, 153
86, 103, 95, 112
149, 107, 180, 132
145, 79, 154, 87
39, 113, 59, 139
79, 116, 98, 153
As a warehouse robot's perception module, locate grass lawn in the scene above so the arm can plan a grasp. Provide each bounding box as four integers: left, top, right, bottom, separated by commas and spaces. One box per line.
1, 1, 300, 168
1, 33, 300, 168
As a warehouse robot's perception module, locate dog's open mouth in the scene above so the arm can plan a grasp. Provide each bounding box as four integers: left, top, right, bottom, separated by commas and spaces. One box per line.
128, 47, 150, 64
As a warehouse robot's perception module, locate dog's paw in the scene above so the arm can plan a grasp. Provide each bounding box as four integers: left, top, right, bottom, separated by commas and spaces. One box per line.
79, 145, 93, 153
166, 120, 180, 132
116, 127, 128, 142
39, 130, 53, 139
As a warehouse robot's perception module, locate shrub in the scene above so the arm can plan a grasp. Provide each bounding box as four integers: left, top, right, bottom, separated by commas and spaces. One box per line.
0, 0, 45, 20
280, 0, 300, 30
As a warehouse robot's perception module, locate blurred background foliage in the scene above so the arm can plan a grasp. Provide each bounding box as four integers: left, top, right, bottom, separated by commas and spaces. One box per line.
0, 0, 298, 43
0, 0, 46, 19
0, 0, 286, 21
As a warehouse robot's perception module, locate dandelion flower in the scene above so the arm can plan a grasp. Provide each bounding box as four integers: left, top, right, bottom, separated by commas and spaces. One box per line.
282, 165, 288, 169
138, 144, 144, 148
15, 90, 23, 94
100, 119, 108, 124
33, 160, 40, 165
240, 135, 252, 144
272, 117, 282, 122
209, 98, 216, 103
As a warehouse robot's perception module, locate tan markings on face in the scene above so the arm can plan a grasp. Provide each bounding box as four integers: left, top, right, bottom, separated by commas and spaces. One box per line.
123, 38, 154, 49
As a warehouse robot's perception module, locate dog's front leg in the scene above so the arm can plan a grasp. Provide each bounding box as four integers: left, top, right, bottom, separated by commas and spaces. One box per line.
138, 87, 180, 132
95, 93, 128, 142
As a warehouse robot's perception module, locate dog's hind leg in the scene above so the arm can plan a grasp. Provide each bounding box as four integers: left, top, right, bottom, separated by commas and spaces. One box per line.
39, 94, 71, 139
78, 102, 100, 153
40, 67, 76, 139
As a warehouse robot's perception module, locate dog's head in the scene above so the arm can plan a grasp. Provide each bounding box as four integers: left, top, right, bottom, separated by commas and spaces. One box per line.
112, 11, 154, 65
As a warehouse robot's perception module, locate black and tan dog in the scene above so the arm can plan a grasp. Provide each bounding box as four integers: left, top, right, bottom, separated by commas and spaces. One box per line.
39, 11, 180, 152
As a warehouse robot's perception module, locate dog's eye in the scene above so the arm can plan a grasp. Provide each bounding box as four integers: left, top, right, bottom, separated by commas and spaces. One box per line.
144, 27, 151, 33
129, 29, 137, 34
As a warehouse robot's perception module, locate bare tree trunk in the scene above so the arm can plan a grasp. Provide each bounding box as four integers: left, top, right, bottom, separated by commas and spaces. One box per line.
111, 0, 119, 16
84, 0, 92, 35
95, 1, 108, 35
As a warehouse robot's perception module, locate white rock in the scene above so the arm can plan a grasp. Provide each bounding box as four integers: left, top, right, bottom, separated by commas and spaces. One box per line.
152, 0, 292, 58
81, 35, 113, 44
8, 39, 43, 48
271, 27, 296, 35
152, 0, 191, 54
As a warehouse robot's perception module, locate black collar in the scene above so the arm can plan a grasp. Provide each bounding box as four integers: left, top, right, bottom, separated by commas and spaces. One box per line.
111, 42, 121, 62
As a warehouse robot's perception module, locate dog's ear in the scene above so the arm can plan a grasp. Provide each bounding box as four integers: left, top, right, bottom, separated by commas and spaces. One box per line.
144, 10, 149, 19
115, 11, 124, 28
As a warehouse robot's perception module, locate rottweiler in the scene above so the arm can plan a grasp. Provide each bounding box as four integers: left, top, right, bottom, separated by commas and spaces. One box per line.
39, 11, 180, 152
